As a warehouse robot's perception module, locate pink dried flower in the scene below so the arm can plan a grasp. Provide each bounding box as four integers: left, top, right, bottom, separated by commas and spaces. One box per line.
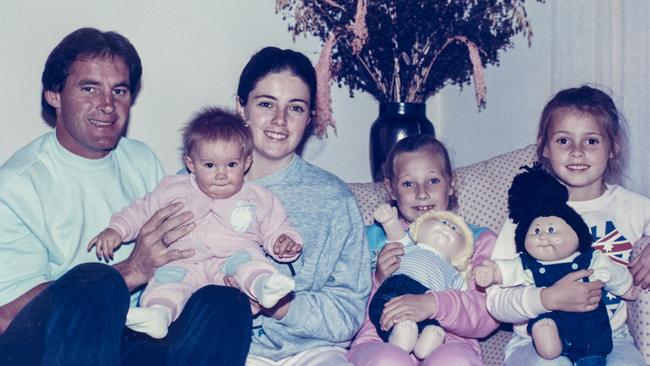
455, 36, 487, 108
314, 32, 337, 138
350, 0, 368, 55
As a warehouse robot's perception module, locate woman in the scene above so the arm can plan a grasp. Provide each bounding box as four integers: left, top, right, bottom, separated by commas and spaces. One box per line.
235, 47, 371, 366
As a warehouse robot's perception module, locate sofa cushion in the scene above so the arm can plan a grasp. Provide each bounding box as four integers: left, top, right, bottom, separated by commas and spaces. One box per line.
348, 143, 538, 230
454, 144, 537, 232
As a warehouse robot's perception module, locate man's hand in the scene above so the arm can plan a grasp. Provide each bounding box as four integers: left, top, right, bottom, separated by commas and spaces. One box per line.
114, 202, 195, 291
540, 269, 603, 312
379, 293, 437, 331
87, 228, 123, 262
273, 234, 302, 259
374, 241, 404, 284
474, 259, 501, 288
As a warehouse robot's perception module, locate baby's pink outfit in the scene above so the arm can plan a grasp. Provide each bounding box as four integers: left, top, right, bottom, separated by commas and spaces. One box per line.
109, 175, 301, 320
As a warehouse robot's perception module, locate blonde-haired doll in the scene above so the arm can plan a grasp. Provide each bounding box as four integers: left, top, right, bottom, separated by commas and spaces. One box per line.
368, 204, 474, 360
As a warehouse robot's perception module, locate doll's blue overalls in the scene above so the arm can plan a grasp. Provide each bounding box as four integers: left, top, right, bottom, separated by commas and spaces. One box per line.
521, 251, 612, 364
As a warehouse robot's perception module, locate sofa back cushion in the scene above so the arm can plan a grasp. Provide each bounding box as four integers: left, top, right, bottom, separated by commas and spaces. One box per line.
348, 144, 537, 231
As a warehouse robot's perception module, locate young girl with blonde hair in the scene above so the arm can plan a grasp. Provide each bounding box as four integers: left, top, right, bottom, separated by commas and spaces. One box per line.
348, 134, 499, 366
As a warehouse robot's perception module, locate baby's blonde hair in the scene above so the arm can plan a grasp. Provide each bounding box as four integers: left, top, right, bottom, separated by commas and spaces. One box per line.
409, 210, 474, 279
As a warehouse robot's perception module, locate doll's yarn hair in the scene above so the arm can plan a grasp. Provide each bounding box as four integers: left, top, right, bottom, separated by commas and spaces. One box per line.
509, 163, 594, 255
409, 210, 474, 278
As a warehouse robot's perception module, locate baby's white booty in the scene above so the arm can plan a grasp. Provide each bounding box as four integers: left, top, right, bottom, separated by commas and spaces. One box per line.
253, 273, 295, 308
125, 304, 172, 339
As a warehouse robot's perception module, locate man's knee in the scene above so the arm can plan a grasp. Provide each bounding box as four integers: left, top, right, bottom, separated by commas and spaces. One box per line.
60, 263, 129, 307
192, 285, 248, 305
187, 285, 251, 322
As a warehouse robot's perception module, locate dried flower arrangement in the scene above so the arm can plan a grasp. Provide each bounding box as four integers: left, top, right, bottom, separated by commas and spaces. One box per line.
276, 0, 539, 137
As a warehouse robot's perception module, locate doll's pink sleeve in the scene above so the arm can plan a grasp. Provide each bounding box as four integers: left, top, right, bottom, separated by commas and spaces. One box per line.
429, 229, 499, 338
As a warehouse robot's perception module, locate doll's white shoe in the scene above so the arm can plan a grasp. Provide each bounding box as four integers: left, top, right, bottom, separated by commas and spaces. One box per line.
389, 320, 418, 353
125, 305, 172, 339
254, 273, 295, 308
413, 325, 445, 360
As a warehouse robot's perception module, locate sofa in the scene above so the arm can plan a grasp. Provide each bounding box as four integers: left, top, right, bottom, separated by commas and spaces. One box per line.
348, 143, 650, 365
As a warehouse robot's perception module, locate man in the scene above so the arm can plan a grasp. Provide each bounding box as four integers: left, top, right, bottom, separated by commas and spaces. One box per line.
0, 28, 251, 365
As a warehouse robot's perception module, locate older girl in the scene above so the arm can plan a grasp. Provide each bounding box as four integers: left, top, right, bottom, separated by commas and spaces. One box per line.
236, 47, 371, 366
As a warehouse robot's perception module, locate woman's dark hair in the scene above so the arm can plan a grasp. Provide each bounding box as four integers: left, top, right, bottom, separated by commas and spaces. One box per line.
41, 27, 142, 119
237, 47, 317, 112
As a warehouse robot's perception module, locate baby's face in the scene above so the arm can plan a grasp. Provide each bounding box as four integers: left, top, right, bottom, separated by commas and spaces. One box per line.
416, 217, 465, 260
184, 139, 252, 199
524, 216, 579, 261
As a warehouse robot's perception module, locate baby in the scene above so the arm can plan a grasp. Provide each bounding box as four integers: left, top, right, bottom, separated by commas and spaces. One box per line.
369, 204, 474, 360
88, 106, 302, 339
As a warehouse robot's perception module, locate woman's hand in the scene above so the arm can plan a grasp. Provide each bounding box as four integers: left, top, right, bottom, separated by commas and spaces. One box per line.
629, 243, 650, 289
374, 241, 404, 284
540, 269, 603, 312
379, 293, 437, 331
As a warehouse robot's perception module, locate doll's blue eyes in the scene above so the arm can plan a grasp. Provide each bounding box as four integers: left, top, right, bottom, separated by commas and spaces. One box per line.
440, 219, 457, 231
533, 226, 556, 235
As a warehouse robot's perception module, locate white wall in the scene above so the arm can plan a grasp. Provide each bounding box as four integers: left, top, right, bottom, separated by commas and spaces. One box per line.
0, 0, 550, 183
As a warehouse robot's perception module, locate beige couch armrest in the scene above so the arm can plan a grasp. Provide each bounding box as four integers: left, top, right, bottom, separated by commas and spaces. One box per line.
627, 236, 650, 364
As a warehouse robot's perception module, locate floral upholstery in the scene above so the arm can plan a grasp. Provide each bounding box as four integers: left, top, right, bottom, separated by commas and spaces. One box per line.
348, 143, 649, 365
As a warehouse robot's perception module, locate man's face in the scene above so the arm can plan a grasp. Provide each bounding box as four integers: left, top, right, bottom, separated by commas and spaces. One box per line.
45, 56, 132, 159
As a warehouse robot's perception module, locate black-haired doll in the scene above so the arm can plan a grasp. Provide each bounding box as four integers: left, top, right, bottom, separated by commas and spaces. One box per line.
475, 163, 637, 364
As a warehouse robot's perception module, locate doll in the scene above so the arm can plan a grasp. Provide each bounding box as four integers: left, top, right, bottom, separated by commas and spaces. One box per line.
474, 163, 638, 363
368, 204, 474, 360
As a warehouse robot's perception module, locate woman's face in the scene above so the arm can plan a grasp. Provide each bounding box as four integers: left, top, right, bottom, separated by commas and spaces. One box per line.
237, 71, 311, 168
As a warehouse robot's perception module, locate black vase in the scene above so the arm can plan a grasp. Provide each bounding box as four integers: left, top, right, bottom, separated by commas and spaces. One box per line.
369, 102, 435, 182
